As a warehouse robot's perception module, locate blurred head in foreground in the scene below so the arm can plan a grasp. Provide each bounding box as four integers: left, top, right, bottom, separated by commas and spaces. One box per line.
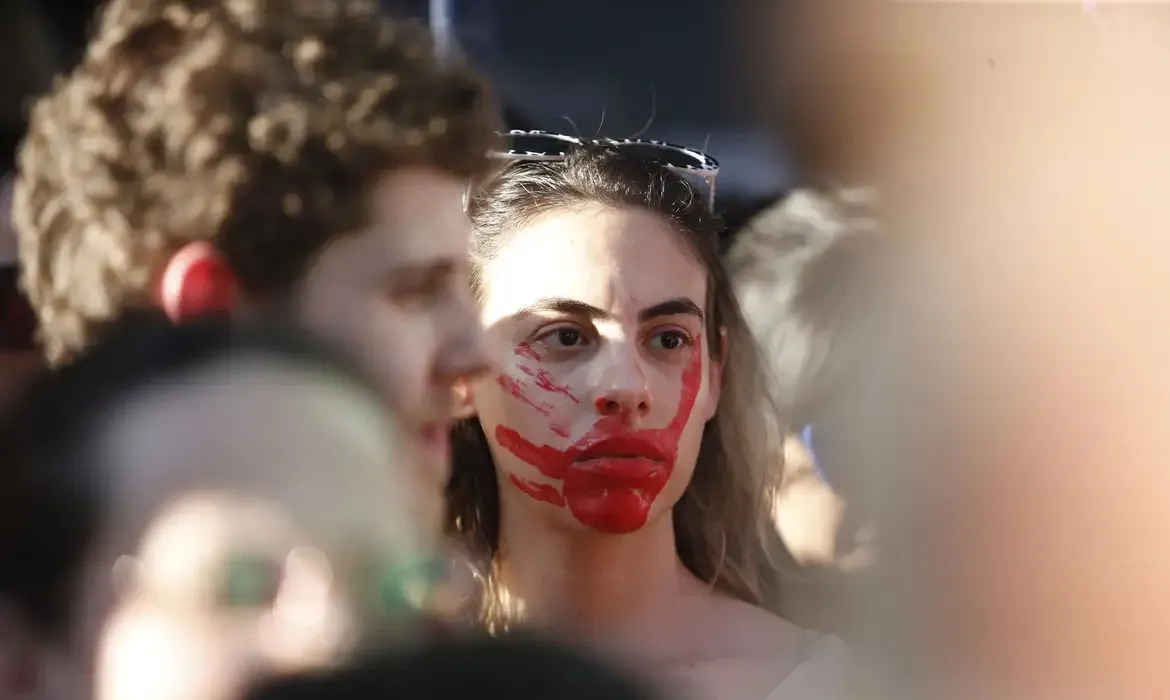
741, 3, 1170, 698
241, 633, 659, 700
13, 0, 501, 488
0, 315, 439, 700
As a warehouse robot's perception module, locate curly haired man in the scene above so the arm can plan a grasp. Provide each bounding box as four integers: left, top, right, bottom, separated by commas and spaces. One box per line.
12, 0, 500, 481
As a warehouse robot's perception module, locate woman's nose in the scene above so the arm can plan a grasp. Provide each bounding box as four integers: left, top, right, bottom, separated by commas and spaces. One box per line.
591, 342, 653, 421
593, 387, 652, 421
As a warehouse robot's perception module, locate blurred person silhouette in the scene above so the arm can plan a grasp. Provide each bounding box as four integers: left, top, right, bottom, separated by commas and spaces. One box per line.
240, 633, 659, 700
448, 136, 848, 700
737, 0, 911, 188
0, 176, 38, 409
0, 313, 447, 700
740, 2, 1170, 699
726, 187, 881, 635
0, 0, 77, 410
12, 0, 502, 508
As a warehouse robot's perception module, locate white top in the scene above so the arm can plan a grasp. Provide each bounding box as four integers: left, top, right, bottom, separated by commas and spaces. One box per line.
763, 631, 851, 700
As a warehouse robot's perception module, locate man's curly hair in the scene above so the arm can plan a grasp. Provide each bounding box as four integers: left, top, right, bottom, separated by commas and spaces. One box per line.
13, 0, 499, 365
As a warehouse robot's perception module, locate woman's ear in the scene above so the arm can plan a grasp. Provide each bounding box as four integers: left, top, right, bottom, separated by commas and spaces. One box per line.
452, 379, 477, 419
703, 327, 728, 421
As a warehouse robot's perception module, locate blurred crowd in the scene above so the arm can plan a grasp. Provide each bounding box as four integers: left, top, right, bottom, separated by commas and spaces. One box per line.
3, 2, 1170, 700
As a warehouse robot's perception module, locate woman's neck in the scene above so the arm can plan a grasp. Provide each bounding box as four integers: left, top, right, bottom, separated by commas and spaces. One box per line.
495, 490, 709, 648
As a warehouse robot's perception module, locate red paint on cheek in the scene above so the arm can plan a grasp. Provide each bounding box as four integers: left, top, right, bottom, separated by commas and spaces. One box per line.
495, 374, 553, 416
495, 428, 569, 481
517, 365, 580, 403
515, 343, 541, 361
509, 475, 567, 507
496, 338, 706, 534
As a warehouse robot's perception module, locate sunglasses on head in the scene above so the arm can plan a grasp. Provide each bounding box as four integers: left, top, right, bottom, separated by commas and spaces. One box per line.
491, 130, 721, 210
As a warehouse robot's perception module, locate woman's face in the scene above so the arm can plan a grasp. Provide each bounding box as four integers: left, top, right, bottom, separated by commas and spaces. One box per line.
469, 204, 722, 535
73, 357, 440, 700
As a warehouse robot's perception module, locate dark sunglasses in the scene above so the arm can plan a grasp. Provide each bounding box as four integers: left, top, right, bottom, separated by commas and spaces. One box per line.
491, 130, 721, 210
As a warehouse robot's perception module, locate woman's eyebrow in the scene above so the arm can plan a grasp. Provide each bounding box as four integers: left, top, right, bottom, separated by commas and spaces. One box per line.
511, 296, 704, 323
637, 298, 704, 323
512, 297, 608, 321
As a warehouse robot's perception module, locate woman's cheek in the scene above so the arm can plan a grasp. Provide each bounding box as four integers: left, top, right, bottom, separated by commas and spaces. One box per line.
494, 343, 583, 440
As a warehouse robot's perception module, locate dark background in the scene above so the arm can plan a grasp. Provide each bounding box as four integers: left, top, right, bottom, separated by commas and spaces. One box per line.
2, 0, 792, 224
388, 0, 793, 211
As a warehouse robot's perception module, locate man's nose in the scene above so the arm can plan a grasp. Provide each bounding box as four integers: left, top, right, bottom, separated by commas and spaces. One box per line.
435, 291, 497, 384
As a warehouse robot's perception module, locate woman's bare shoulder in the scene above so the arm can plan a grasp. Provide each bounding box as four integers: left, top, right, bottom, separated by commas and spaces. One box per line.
671, 596, 849, 700
764, 630, 851, 700
705, 594, 809, 657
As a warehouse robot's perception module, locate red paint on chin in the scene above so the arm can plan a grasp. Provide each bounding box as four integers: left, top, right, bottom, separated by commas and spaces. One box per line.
497, 339, 705, 534
565, 487, 651, 533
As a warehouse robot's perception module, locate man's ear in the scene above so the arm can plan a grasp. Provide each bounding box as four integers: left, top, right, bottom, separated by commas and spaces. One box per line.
452, 379, 478, 419
703, 326, 728, 422
154, 241, 238, 322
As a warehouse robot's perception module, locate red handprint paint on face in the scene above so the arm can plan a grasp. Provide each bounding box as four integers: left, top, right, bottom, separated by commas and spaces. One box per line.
496, 343, 577, 437
515, 343, 542, 362
498, 338, 704, 534
511, 343, 580, 404
517, 365, 580, 403
495, 374, 554, 416
509, 474, 567, 507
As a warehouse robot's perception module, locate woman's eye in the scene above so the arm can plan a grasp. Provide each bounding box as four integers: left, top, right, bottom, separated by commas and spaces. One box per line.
537, 327, 589, 349
555, 329, 583, 347
648, 331, 690, 351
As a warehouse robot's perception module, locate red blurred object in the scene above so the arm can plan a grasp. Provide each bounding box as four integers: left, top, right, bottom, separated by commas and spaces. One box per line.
156, 242, 238, 322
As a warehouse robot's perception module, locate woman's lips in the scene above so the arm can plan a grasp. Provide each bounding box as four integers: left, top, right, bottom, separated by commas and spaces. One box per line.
568, 436, 670, 482
571, 457, 666, 480
573, 436, 669, 463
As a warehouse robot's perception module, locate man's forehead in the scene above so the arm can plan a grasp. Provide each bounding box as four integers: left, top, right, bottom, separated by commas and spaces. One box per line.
368, 168, 471, 257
